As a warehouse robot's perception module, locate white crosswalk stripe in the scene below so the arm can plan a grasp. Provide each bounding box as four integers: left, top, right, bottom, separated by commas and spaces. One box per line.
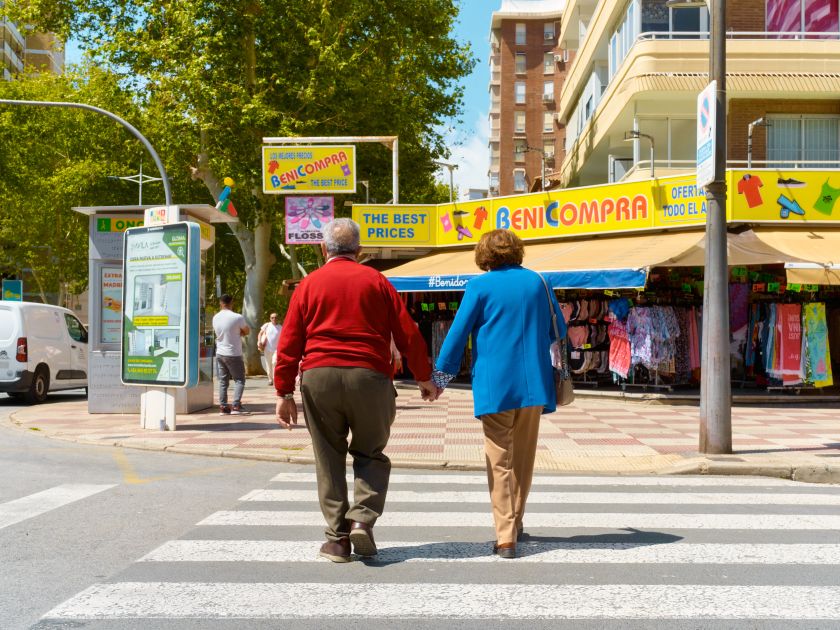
272, 471, 815, 486
242, 488, 840, 505
42, 472, 840, 625
0, 484, 116, 531
139, 540, 840, 564
199, 509, 840, 530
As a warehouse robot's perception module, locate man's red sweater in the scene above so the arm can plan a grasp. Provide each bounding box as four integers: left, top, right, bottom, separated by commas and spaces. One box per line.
274, 258, 431, 394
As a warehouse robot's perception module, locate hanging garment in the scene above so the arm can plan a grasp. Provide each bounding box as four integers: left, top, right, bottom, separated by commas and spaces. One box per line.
608, 320, 631, 379
812, 179, 840, 216
776, 303, 803, 385
689, 307, 701, 371
627, 307, 654, 368
803, 302, 833, 388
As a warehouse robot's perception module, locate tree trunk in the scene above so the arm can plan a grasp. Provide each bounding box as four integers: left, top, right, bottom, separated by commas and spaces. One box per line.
234, 220, 275, 375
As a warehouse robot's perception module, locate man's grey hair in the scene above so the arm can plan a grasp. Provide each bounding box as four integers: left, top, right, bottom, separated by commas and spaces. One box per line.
322, 218, 361, 256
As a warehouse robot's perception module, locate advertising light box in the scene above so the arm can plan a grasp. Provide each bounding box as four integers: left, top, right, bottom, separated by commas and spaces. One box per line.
121, 222, 200, 387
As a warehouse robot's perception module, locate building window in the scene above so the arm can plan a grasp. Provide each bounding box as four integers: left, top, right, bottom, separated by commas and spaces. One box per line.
513, 169, 526, 192
768, 116, 840, 166
515, 111, 526, 133
544, 52, 554, 74
767, 0, 839, 34
516, 23, 526, 45
543, 140, 555, 159
514, 139, 526, 161
544, 22, 555, 41
515, 53, 527, 74
489, 172, 500, 193
515, 81, 526, 104
543, 111, 554, 132
543, 81, 554, 101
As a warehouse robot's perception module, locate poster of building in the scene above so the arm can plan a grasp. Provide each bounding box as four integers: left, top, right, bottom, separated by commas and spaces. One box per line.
121, 223, 193, 386
285, 196, 334, 244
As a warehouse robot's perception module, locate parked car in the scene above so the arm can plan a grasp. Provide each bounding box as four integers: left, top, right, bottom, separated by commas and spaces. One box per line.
0, 301, 88, 403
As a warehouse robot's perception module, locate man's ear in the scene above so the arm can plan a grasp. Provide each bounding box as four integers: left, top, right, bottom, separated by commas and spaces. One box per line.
320, 242, 327, 259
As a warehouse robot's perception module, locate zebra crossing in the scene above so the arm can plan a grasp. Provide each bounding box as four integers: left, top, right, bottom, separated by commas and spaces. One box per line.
41, 471, 840, 626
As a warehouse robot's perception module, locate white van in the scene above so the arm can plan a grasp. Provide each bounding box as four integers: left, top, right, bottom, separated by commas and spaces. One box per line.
0, 302, 88, 403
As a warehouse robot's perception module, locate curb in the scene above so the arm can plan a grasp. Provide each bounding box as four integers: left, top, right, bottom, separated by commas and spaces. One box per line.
657, 457, 840, 484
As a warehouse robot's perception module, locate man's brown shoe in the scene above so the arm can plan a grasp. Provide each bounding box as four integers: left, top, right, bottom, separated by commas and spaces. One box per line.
493, 542, 516, 559
349, 521, 377, 557
319, 537, 351, 563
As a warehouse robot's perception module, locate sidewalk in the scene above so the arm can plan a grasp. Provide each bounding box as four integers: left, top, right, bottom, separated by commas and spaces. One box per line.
7, 378, 840, 482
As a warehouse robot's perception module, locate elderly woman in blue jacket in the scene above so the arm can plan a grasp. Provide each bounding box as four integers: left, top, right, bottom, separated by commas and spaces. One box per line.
432, 229, 564, 559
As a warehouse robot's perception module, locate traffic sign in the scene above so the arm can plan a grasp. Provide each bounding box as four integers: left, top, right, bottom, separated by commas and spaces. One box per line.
697, 81, 717, 188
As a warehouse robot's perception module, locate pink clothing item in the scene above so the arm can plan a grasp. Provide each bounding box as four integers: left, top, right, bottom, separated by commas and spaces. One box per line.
559, 303, 573, 324
608, 320, 631, 379
777, 303, 803, 385
567, 325, 588, 349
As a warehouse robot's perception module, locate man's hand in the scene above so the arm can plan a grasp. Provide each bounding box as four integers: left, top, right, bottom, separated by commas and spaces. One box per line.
276, 398, 298, 430
418, 380, 439, 402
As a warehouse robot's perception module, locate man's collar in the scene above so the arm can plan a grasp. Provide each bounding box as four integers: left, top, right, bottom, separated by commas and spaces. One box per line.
327, 255, 357, 263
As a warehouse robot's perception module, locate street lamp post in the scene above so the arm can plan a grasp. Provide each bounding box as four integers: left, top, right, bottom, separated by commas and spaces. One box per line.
434, 161, 458, 203
359, 180, 370, 204
524, 146, 547, 191
700, 0, 732, 454
666, 0, 730, 454
623, 130, 655, 178
107, 160, 165, 205
747, 117, 771, 169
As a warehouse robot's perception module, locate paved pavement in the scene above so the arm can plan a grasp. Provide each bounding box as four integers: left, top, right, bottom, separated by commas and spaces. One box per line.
34, 470, 840, 628
6, 378, 840, 482
11, 378, 840, 483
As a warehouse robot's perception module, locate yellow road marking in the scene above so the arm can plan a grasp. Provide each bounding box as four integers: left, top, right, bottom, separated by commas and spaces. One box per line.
112, 450, 259, 485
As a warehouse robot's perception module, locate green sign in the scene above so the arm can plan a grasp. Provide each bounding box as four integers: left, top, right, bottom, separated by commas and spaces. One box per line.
1, 279, 22, 301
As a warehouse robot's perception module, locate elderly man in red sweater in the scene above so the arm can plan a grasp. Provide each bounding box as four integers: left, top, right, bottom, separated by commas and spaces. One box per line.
275, 218, 436, 563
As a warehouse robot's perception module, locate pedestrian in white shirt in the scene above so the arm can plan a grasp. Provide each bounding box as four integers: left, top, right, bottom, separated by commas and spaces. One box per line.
258, 312, 282, 385
212, 294, 250, 415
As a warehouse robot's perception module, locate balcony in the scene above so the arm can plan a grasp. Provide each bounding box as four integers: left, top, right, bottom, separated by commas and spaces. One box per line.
490, 69, 501, 85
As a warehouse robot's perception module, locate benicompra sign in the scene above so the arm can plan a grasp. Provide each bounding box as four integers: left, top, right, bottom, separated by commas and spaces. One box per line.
262, 145, 356, 194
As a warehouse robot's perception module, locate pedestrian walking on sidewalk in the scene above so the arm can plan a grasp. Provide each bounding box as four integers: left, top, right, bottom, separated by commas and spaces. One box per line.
274, 218, 437, 563
213, 294, 250, 415
432, 229, 564, 559
258, 312, 281, 385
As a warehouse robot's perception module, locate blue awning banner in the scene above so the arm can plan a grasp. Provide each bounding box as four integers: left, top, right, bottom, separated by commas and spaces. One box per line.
387, 268, 647, 292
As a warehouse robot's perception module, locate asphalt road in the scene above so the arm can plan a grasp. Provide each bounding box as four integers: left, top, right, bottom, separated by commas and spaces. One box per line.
2, 392, 840, 629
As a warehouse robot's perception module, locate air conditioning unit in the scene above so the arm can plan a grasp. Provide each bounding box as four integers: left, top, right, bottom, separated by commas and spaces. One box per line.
544, 31, 555, 40
562, 49, 570, 63
543, 93, 554, 102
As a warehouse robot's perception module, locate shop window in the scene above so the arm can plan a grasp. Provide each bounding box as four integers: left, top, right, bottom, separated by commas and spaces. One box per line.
515, 81, 526, 104
766, 0, 839, 35
768, 116, 840, 167
544, 52, 554, 74
513, 169, 526, 192
516, 23, 526, 45
515, 53, 527, 74
515, 111, 526, 133
543, 111, 554, 132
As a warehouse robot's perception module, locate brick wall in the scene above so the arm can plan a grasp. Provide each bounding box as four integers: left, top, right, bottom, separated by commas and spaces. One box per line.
728, 99, 840, 162
728, 0, 765, 32
496, 16, 563, 195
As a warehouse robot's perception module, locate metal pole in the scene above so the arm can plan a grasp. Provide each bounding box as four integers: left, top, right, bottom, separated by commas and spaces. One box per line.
138, 159, 143, 205
541, 154, 546, 191
448, 166, 454, 203
699, 0, 732, 454
392, 137, 399, 204
0, 99, 172, 206
649, 141, 655, 179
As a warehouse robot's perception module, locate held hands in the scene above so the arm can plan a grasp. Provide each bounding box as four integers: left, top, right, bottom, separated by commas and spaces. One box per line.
418, 380, 442, 402
275, 398, 299, 430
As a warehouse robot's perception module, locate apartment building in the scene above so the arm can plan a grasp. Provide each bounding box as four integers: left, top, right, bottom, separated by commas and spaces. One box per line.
556, 0, 840, 186
1, 13, 63, 80
489, 0, 566, 196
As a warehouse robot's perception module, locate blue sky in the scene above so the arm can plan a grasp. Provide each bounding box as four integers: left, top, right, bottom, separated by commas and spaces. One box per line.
66, 1, 497, 196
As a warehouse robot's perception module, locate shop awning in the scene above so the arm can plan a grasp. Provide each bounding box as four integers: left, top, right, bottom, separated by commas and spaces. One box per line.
752, 228, 840, 285
663, 229, 807, 267
383, 231, 706, 292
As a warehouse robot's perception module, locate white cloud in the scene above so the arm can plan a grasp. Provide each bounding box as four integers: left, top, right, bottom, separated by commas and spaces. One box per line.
439, 112, 490, 199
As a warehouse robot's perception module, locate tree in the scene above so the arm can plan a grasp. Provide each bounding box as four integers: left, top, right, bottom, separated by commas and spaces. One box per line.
9, 0, 474, 373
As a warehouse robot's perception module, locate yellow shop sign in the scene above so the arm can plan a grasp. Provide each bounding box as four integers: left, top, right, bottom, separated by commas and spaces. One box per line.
262, 145, 356, 194
729, 169, 840, 223
353, 205, 436, 246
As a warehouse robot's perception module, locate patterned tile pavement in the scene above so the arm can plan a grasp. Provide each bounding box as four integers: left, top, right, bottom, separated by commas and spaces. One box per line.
7, 378, 840, 474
